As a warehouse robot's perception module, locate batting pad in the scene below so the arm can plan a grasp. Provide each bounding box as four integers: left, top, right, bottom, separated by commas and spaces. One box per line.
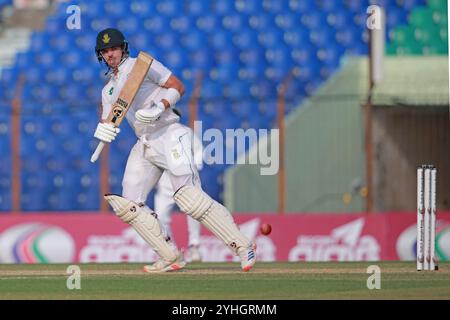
104, 194, 178, 262
174, 186, 251, 254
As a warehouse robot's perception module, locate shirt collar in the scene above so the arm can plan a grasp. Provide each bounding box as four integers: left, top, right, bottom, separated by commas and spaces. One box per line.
111, 56, 130, 80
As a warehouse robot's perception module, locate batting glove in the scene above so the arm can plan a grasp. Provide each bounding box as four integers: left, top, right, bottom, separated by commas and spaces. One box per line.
136, 101, 165, 123
94, 122, 120, 143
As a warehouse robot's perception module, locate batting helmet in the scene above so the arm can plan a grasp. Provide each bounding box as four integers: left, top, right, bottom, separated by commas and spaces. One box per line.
95, 28, 129, 64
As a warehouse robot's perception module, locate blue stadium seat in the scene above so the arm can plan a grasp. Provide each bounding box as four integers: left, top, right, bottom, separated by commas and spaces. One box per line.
214, 47, 239, 65
89, 17, 115, 32
48, 33, 72, 52
21, 115, 50, 139
117, 17, 140, 35
45, 154, 71, 173
47, 190, 78, 211
185, 0, 210, 15
202, 100, 228, 119
103, 0, 130, 18
213, 115, 240, 131
258, 28, 284, 48
235, 0, 264, 14
275, 12, 299, 30
262, 0, 290, 14
76, 188, 100, 210
209, 30, 233, 50
209, 63, 239, 83
327, 9, 354, 30
155, 0, 181, 17
0, 190, 11, 211
265, 46, 292, 66
224, 80, 251, 99
230, 100, 256, 119
33, 51, 58, 68
181, 30, 208, 50
71, 66, 96, 83
44, 67, 70, 85
129, 0, 156, 17
79, 1, 102, 18
160, 47, 186, 71
74, 29, 97, 48
58, 84, 86, 104
317, 0, 341, 12
291, 44, 319, 65
143, 16, 170, 34
59, 51, 84, 68
336, 28, 361, 47
222, 14, 248, 32
154, 32, 178, 50
13, 51, 32, 69
248, 13, 276, 31
196, 15, 221, 32
188, 48, 214, 70
386, 6, 409, 29
0, 67, 18, 86
44, 17, 66, 34
0, 155, 11, 175
29, 32, 49, 52
283, 29, 310, 48
288, 0, 315, 13
21, 191, 47, 211
310, 27, 338, 47
170, 16, 196, 33
238, 64, 265, 81
50, 115, 78, 138
399, 0, 426, 10
317, 43, 344, 69
258, 100, 277, 119
232, 29, 259, 50
212, 0, 235, 15
250, 80, 277, 99
301, 12, 328, 29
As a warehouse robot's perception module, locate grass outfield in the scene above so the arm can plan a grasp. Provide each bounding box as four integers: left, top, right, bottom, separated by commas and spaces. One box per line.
0, 261, 449, 300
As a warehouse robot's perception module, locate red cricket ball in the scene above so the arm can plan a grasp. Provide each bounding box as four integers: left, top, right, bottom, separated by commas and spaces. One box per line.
260, 223, 272, 235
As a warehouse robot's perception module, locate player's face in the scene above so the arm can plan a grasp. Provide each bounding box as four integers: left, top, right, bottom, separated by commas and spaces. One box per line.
101, 46, 123, 68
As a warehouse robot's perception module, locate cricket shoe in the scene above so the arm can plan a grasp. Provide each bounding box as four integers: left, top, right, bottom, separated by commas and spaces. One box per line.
238, 243, 257, 272
143, 252, 186, 273
185, 245, 202, 262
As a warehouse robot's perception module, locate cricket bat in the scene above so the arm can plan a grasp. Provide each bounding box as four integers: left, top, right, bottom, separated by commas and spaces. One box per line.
90, 51, 153, 163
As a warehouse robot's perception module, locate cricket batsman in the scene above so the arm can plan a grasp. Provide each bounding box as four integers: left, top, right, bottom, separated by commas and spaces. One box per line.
93, 28, 256, 272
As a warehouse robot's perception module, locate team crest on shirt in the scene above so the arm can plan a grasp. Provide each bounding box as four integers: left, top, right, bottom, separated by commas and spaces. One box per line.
109, 87, 114, 95
102, 34, 110, 44
171, 148, 181, 160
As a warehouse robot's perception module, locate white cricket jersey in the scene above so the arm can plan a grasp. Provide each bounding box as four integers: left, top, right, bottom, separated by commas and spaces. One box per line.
101, 56, 180, 136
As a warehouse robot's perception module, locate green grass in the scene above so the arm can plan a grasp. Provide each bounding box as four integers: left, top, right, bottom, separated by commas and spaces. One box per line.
0, 262, 449, 300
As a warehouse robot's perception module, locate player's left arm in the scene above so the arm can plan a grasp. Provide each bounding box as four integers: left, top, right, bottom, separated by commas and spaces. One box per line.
160, 74, 185, 110
136, 60, 185, 122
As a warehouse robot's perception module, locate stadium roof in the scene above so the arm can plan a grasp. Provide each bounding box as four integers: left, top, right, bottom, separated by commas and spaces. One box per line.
372, 56, 449, 107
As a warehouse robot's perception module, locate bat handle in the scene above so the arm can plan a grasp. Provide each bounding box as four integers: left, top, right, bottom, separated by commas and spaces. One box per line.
90, 141, 105, 163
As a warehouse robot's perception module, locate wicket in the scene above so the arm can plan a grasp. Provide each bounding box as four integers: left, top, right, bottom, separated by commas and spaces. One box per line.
416, 165, 438, 271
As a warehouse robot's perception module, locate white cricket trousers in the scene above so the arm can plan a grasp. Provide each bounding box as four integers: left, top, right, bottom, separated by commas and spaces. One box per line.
122, 122, 201, 205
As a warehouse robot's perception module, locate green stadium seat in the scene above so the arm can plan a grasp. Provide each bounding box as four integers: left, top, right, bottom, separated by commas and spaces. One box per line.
422, 43, 447, 54
428, 0, 447, 12
414, 25, 441, 45
395, 42, 424, 55
409, 7, 435, 28
433, 10, 448, 27
389, 26, 416, 45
